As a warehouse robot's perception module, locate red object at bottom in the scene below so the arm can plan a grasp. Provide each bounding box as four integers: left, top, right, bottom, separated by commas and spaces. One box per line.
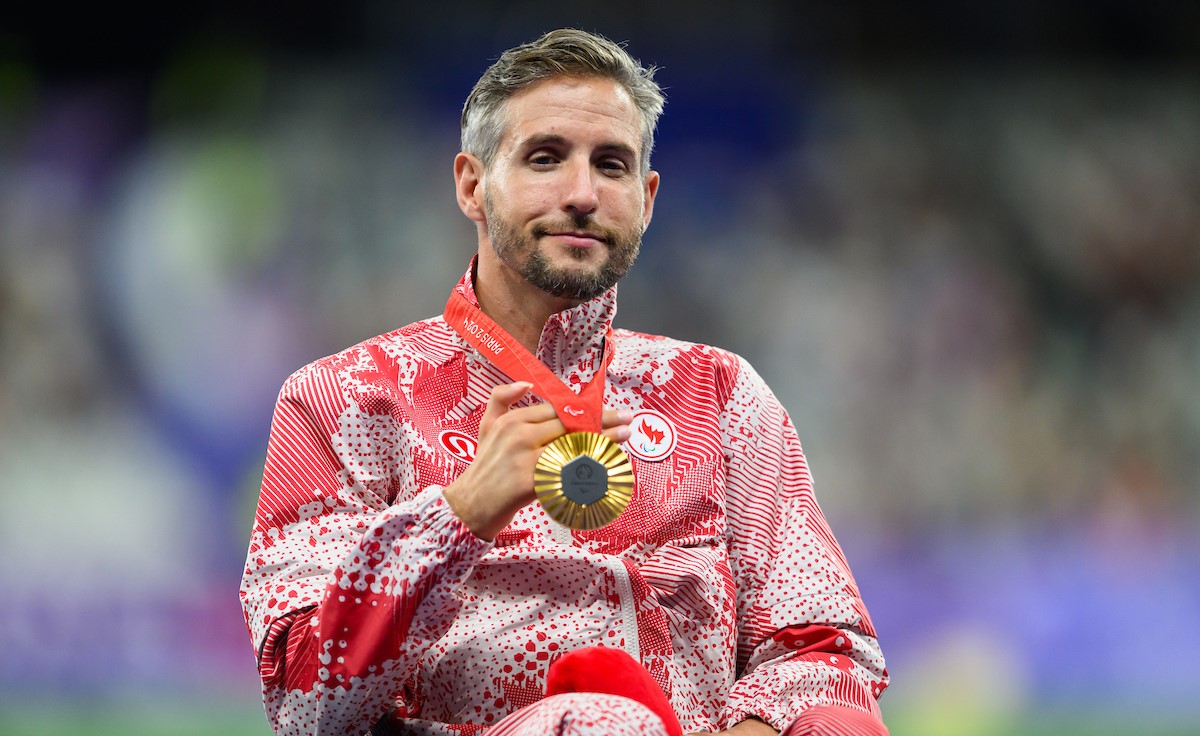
783, 704, 890, 736
545, 646, 683, 736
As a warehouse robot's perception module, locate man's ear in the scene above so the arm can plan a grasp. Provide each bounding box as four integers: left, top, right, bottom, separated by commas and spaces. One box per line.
454, 152, 486, 223
641, 170, 660, 230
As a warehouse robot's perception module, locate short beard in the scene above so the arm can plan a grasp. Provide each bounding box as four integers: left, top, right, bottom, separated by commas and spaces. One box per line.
484, 193, 642, 302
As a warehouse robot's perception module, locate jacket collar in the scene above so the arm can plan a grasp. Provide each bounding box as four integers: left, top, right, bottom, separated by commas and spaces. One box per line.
452, 257, 617, 381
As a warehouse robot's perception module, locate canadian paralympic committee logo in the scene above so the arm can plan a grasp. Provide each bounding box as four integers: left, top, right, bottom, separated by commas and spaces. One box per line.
439, 430, 477, 464
625, 409, 676, 462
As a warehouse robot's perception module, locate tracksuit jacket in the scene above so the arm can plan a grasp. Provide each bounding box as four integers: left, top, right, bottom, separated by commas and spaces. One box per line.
240, 264, 889, 735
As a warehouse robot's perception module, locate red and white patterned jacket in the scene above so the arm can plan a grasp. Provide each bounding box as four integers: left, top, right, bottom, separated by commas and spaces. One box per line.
240, 266, 888, 735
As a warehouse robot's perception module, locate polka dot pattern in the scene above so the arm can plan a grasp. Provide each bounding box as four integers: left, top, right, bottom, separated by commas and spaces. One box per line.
240, 265, 888, 736
489, 692, 670, 736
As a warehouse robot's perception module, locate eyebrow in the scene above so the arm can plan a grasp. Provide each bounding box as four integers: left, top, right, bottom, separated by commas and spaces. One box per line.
519, 133, 638, 162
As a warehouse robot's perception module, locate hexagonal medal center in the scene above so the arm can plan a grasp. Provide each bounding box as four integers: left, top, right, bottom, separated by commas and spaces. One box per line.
560, 455, 607, 504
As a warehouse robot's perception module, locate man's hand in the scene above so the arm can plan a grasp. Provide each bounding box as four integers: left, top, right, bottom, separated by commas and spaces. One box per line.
442, 382, 632, 540
688, 717, 778, 736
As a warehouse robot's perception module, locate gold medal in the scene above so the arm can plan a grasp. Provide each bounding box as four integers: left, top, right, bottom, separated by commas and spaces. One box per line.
444, 290, 632, 529
534, 432, 634, 530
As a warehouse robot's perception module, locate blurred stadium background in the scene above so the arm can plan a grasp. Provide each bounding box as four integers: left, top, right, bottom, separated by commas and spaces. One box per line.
2, 2, 1197, 734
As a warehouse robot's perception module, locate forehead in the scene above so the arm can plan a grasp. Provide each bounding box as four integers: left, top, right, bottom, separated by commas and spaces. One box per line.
499, 76, 642, 153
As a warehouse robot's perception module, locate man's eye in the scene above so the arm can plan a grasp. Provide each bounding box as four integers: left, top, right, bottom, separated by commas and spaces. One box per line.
599, 159, 629, 174
530, 154, 558, 166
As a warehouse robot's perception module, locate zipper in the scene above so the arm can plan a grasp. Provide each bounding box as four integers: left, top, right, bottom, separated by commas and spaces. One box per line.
550, 520, 573, 547
550, 519, 640, 662
606, 557, 641, 662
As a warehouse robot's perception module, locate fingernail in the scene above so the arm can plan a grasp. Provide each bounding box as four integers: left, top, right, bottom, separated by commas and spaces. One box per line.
617, 410, 633, 423
616, 426, 631, 441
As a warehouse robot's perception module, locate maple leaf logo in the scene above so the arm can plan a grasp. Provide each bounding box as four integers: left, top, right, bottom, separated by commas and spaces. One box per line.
639, 420, 665, 446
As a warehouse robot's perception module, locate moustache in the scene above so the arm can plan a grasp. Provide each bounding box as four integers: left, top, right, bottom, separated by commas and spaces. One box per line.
531, 221, 616, 244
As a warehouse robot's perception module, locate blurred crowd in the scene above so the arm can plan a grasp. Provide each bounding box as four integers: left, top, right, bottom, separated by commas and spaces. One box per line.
1, 11, 1197, 731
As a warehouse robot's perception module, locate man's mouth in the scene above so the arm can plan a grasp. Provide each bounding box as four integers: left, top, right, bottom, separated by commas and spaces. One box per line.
541, 229, 608, 247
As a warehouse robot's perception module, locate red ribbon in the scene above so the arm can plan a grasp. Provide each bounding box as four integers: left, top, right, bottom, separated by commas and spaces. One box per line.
444, 290, 613, 434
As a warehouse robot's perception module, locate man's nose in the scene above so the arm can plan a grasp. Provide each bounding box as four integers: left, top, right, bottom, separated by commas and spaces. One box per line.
561, 160, 599, 216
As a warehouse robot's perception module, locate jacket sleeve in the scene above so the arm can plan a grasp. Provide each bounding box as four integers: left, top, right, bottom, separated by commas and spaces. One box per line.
239, 360, 492, 736
719, 357, 889, 734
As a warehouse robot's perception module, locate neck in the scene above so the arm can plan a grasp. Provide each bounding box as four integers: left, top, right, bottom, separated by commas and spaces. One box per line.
474, 253, 577, 355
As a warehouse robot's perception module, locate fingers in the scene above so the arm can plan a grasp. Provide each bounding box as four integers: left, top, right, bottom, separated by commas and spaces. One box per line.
478, 383, 564, 452
480, 381, 534, 426
602, 408, 633, 444
601, 408, 633, 429
508, 406, 631, 446
480, 383, 634, 445
603, 424, 632, 444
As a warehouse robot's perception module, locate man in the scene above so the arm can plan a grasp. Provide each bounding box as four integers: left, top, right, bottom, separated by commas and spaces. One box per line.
241, 28, 889, 736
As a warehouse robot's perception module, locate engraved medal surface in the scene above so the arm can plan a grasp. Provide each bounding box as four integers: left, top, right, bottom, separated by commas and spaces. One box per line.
535, 432, 633, 530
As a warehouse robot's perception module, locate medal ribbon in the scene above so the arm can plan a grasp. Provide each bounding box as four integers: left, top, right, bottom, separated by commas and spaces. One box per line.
444, 289, 613, 433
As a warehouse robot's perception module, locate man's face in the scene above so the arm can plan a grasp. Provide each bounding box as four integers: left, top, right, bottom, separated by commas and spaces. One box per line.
481, 76, 658, 301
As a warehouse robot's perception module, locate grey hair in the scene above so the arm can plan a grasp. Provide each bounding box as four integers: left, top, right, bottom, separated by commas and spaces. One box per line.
461, 28, 665, 176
